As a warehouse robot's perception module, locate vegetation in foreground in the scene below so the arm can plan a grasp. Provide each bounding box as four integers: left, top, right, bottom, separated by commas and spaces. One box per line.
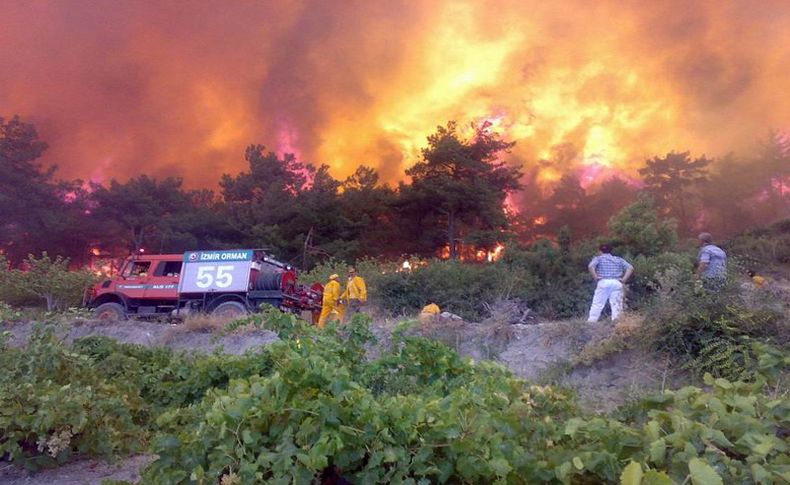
1, 309, 788, 484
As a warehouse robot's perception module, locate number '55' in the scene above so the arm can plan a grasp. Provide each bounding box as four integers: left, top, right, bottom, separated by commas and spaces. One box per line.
195, 265, 234, 288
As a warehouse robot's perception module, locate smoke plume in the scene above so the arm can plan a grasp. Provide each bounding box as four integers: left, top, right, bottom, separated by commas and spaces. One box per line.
1, 0, 788, 188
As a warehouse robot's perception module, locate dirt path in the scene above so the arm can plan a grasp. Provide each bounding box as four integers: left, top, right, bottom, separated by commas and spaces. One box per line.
0, 455, 154, 484
3, 318, 279, 354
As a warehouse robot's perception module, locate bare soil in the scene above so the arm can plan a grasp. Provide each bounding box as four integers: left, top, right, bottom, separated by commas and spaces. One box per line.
3, 318, 280, 354
0, 454, 154, 485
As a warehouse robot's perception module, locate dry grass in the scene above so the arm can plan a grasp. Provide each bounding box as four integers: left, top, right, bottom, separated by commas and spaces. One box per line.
406, 315, 517, 360
574, 314, 645, 366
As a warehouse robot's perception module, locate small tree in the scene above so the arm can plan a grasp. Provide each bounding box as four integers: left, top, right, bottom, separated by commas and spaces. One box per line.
11, 253, 97, 311
404, 121, 521, 259
638, 151, 710, 234
608, 193, 677, 256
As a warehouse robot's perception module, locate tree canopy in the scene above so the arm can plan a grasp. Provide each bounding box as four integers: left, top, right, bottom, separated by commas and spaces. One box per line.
404, 121, 521, 259
1, 114, 787, 268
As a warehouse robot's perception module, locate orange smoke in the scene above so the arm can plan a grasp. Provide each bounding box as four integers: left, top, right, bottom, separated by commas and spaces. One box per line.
1, 1, 789, 188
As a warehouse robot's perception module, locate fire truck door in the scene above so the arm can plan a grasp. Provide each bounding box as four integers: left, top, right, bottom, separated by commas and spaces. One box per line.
144, 260, 182, 299
116, 260, 153, 299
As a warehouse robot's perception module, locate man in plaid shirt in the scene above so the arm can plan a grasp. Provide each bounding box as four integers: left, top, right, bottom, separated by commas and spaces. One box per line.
587, 244, 634, 322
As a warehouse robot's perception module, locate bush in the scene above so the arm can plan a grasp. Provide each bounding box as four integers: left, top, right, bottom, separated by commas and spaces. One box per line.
1, 310, 787, 483
0, 253, 98, 310
728, 219, 790, 268
501, 241, 591, 319
0, 325, 279, 470
644, 270, 788, 380
0, 301, 23, 323
608, 193, 678, 257
72, 335, 275, 412
619, 369, 790, 484
304, 258, 539, 321
141, 312, 789, 484
627, 252, 694, 310
0, 328, 147, 469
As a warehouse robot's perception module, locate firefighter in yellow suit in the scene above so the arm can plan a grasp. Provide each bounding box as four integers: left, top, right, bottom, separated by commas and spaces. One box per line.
318, 274, 342, 328
340, 267, 367, 322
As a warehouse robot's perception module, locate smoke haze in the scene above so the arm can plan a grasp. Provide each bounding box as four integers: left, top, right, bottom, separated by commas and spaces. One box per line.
1, 0, 789, 187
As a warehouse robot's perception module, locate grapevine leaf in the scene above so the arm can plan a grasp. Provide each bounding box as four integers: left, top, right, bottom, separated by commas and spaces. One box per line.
688, 458, 723, 485
489, 458, 511, 477
642, 469, 674, 485
619, 461, 643, 485
564, 418, 584, 436
649, 438, 666, 464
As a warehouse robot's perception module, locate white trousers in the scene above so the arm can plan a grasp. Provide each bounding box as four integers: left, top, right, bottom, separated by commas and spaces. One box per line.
587, 279, 624, 322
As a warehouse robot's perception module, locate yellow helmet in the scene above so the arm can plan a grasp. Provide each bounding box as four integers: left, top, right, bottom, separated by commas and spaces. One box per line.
329, 274, 339, 280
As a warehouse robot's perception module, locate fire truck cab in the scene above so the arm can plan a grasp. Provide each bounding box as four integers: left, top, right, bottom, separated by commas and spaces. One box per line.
89, 249, 322, 321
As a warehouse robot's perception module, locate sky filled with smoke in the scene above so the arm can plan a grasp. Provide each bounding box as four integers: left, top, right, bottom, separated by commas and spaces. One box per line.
1, 0, 789, 189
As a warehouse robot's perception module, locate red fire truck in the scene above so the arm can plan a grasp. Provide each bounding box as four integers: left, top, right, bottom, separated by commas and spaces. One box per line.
88, 249, 322, 320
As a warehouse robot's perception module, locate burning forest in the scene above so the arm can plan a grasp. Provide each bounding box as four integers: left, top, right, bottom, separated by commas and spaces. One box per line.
2, 3, 790, 484
2, 1, 789, 265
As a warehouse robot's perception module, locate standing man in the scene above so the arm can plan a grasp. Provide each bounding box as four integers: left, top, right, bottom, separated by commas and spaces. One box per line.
587, 244, 634, 323
318, 274, 341, 328
340, 267, 367, 321
696, 232, 727, 288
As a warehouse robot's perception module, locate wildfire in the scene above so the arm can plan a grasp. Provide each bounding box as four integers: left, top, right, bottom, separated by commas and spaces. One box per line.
487, 244, 505, 262
2, 2, 788, 191
439, 245, 451, 259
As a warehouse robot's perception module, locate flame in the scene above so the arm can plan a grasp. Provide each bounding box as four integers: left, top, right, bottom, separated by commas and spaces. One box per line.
487, 244, 505, 262
438, 245, 451, 259
1, 2, 789, 190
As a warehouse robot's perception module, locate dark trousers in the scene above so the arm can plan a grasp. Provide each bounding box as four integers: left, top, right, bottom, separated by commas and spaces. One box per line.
347, 299, 364, 315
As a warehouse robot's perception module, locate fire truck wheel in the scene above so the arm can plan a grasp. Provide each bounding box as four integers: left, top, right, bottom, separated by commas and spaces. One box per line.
94, 302, 127, 321
212, 301, 248, 318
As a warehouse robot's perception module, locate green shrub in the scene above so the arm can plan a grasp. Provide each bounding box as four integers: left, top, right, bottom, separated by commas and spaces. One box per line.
305, 258, 539, 321
500, 241, 591, 319
619, 370, 790, 484
1, 309, 788, 483
627, 252, 694, 310
0, 301, 24, 323
0, 253, 98, 310
302, 231, 697, 321
728, 219, 790, 267
608, 193, 678, 257
645, 270, 787, 380
141, 312, 789, 484
0, 328, 147, 470
73, 335, 275, 412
